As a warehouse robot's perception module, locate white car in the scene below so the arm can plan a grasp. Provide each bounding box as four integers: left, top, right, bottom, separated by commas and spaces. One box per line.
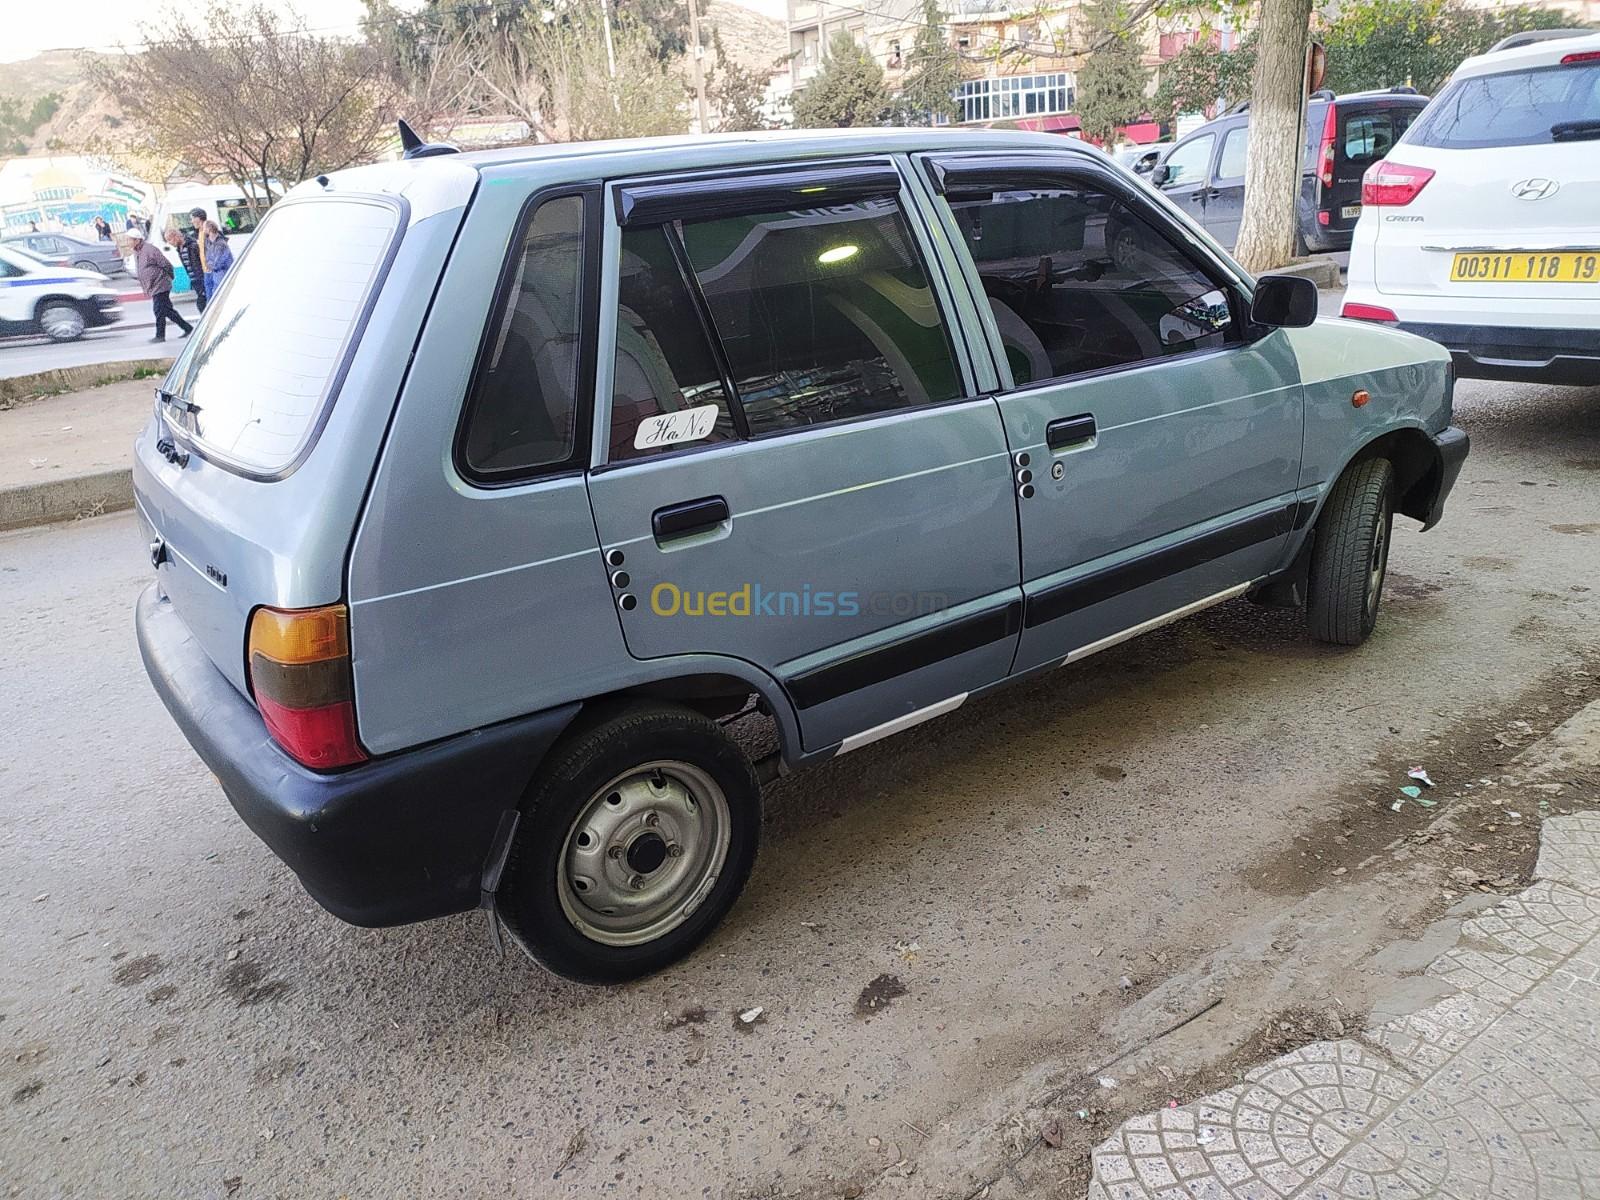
0, 243, 124, 342
1342, 30, 1600, 385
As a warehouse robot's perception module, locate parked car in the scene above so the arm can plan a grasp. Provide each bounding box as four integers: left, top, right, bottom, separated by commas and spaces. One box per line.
1113, 140, 1172, 176
0, 243, 123, 341
1342, 31, 1600, 385
135, 126, 1467, 983
1, 231, 125, 277
1147, 88, 1430, 253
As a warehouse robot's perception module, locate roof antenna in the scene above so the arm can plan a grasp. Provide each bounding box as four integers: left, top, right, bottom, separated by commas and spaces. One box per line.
397, 118, 460, 160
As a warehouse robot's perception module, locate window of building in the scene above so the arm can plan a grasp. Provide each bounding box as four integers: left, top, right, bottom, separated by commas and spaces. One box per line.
943, 181, 1235, 386
957, 73, 1074, 124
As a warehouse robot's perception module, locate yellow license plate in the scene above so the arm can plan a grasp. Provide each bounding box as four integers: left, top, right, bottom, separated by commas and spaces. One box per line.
1451, 251, 1600, 283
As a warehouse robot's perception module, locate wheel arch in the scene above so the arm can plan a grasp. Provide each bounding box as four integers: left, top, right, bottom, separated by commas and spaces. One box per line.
32, 292, 90, 317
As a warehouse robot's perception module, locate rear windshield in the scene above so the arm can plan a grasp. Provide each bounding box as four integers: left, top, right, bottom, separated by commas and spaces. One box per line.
1340, 105, 1420, 165
1407, 62, 1600, 149
163, 197, 399, 475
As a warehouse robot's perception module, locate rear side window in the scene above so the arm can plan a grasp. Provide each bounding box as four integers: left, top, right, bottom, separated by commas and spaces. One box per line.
163, 197, 398, 476
946, 182, 1234, 386
461, 195, 589, 478
1407, 63, 1600, 149
1216, 127, 1249, 180
607, 196, 963, 458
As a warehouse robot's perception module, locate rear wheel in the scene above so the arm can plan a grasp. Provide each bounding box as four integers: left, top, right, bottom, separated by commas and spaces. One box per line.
38, 301, 86, 342
1306, 458, 1394, 646
500, 702, 761, 983
73, 260, 100, 273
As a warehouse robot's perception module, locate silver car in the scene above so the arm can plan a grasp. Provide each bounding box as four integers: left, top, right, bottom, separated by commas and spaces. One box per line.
1, 231, 125, 277
135, 126, 1468, 983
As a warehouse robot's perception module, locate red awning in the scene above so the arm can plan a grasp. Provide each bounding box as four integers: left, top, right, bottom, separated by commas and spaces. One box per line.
1017, 114, 1082, 134
1122, 122, 1163, 144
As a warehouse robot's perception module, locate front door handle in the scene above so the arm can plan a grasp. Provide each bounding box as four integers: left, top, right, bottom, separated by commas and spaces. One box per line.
1046, 414, 1097, 451
652, 495, 730, 540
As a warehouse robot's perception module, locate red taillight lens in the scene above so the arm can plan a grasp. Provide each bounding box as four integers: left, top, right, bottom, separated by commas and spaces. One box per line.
1341, 302, 1399, 322
1561, 50, 1600, 64
1317, 104, 1337, 188
1361, 160, 1435, 206
247, 603, 367, 769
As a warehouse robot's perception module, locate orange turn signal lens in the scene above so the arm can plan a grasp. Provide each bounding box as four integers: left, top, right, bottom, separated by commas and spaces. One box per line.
248, 604, 349, 665
1352, 389, 1370, 408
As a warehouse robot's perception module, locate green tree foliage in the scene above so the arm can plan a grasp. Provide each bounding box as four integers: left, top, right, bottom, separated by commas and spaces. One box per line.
896, 0, 962, 126
1152, 33, 1256, 119
0, 92, 62, 156
791, 32, 892, 129
1322, 0, 1578, 96
709, 30, 775, 132
1076, 0, 1152, 142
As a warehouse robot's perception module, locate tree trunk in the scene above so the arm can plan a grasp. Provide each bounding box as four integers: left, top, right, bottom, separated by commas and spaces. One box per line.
1232, 0, 1313, 275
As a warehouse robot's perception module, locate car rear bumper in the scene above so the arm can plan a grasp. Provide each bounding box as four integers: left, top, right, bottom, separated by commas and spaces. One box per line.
1396, 322, 1600, 386
136, 584, 578, 927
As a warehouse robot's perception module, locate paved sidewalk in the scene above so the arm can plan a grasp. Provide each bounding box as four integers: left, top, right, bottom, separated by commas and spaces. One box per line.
1087, 812, 1600, 1200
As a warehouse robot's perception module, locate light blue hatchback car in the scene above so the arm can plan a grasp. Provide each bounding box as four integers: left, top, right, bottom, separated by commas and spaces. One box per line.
135, 125, 1468, 982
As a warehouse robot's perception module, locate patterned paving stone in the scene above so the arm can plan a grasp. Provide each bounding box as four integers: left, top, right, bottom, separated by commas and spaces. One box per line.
1085, 815, 1600, 1199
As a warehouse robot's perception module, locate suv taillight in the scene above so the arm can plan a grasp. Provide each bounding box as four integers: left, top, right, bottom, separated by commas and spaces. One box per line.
1561, 50, 1600, 64
1361, 160, 1435, 207
247, 603, 367, 769
1317, 104, 1338, 189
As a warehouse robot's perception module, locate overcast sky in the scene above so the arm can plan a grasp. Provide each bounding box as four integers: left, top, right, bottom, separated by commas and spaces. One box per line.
0, 0, 787, 64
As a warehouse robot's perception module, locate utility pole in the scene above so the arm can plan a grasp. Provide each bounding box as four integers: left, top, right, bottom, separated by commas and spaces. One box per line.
688, 0, 711, 133
601, 0, 620, 114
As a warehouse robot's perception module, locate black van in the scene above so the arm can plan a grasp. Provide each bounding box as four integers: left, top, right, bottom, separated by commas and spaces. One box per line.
1148, 89, 1430, 254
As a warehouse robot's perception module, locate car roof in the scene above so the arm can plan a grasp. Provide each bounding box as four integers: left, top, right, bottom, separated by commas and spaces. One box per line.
1452, 29, 1600, 80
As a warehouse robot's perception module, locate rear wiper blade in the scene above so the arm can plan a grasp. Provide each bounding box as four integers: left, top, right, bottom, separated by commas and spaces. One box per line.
1551, 118, 1600, 141
155, 386, 200, 414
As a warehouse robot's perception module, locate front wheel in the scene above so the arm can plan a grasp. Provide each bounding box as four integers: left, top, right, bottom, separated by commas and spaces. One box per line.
38, 301, 86, 342
500, 702, 761, 983
1306, 458, 1394, 646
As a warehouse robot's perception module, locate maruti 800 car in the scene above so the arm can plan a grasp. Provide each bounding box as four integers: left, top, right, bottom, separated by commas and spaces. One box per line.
135, 127, 1467, 983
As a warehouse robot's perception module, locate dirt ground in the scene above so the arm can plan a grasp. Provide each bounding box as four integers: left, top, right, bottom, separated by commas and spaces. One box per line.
2, 374, 1598, 1200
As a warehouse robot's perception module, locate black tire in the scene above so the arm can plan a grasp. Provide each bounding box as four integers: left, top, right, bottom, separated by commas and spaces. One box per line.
500, 701, 761, 984
1306, 458, 1395, 646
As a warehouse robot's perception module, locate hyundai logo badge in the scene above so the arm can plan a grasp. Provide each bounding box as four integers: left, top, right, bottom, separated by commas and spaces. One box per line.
1511, 177, 1559, 201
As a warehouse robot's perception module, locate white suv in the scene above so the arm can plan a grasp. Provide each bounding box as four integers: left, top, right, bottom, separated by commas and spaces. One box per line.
1342, 30, 1600, 386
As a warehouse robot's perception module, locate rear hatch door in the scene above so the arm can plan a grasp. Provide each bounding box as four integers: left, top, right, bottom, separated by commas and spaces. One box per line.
1322, 99, 1425, 231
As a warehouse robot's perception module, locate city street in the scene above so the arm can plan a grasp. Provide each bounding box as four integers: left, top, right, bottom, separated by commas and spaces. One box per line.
0, 298, 198, 380
2, 373, 1597, 1198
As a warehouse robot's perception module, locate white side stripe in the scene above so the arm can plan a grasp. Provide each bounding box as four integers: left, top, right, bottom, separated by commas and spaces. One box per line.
836, 692, 968, 756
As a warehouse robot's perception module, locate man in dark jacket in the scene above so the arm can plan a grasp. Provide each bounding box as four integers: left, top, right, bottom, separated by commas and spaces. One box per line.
132, 229, 192, 342
172, 223, 207, 312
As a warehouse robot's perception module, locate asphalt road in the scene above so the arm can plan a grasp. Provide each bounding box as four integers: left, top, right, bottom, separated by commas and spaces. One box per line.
0, 298, 199, 380
2, 375, 1598, 1200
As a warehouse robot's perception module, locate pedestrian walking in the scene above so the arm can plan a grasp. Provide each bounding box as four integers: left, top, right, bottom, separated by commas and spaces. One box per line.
201, 219, 233, 299
130, 228, 192, 343
166, 227, 207, 314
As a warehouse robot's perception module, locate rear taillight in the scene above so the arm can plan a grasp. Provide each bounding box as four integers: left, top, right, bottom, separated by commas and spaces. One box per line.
247, 603, 367, 769
1361, 161, 1435, 207
1341, 302, 1399, 322
1317, 104, 1337, 189
1561, 50, 1600, 64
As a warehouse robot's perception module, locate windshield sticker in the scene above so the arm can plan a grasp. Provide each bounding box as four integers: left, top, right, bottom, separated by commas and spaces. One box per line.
634, 404, 721, 451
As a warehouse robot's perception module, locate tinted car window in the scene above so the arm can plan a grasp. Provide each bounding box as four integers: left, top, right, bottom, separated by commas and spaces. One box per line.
947, 183, 1234, 385
1341, 107, 1419, 164
1216, 127, 1249, 180
1161, 134, 1214, 186
610, 224, 738, 462
678, 198, 962, 437
462, 195, 588, 477
162, 198, 398, 474
1408, 63, 1600, 149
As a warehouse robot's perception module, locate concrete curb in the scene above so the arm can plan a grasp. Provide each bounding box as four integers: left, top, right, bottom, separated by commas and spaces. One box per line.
0, 467, 132, 532
1269, 255, 1344, 288
1, 358, 173, 404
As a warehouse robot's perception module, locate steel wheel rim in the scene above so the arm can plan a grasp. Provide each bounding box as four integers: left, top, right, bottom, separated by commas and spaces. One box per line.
1367, 510, 1389, 617
42, 305, 83, 340
557, 760, 730, 948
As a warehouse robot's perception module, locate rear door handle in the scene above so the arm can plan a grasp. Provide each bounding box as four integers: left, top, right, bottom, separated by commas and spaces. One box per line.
1046, 414, 1097, 451
652, 495, 730, 540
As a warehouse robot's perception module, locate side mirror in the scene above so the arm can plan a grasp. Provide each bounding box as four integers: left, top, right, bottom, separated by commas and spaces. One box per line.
1150, 163, 1171, 186
1250, 273, 1318, 328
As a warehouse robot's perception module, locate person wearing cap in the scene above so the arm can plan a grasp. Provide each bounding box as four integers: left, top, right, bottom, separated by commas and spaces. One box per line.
187, 207, 210, 312
131, 228, 192, 342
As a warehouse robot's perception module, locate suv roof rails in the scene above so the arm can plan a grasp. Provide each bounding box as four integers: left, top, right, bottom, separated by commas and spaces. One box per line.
1309, 87, 1336, 101
397, 118, 460, 160
1489, 28, 1591, 53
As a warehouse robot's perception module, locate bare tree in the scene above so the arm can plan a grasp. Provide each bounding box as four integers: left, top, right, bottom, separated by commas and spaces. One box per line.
89, 3, 399, 208
1232, 0, 1314, 273
464, 1, 688, 143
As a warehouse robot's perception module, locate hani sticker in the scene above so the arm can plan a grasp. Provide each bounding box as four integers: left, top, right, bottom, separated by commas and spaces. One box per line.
634, 404, 720, 451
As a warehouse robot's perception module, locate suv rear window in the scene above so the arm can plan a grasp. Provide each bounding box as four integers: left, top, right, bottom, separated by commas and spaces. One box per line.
162, 197, 399, 475
1407, 62, 1600, 149
1340, 106, 1419, 165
